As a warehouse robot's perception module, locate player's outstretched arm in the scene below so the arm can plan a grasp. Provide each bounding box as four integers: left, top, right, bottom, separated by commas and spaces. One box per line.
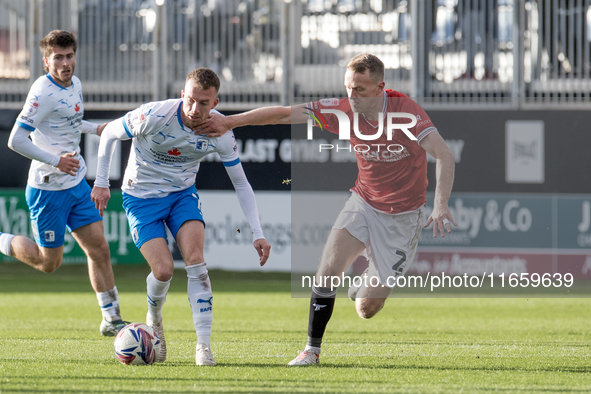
419, 131, 457, 238
224, 162, 271, 265
91, 119, 130, 216
197, 104, 310, 138
80, 120, 109, 136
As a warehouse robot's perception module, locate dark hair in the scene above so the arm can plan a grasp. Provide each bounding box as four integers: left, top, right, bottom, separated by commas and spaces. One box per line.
347, 53, 385, 83
186, 68, 221, 93
39, 30, 77, 58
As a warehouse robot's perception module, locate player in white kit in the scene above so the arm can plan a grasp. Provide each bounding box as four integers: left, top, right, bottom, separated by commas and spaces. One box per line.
91, 68, 271, 366
1, 30, 127, 336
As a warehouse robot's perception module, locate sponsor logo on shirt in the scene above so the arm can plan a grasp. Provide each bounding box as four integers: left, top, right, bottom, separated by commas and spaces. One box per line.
150, 148, 190, 163
319, 98, 340, 106
65, 112, 84, 122
75, 103, 80, 112
19, 115, 34, 124
358, 146, 411, 162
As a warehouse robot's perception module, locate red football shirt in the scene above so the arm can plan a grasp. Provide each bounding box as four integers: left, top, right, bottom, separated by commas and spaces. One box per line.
309, 89, 437, 214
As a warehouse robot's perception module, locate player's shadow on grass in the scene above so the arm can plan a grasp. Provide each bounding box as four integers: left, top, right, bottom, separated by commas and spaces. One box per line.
149, 360, 591, 374
320, 363, 591, 374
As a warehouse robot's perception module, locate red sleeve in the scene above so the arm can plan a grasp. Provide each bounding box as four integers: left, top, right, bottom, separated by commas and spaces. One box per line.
397, 96, 437, 142
404, 98, 437, 142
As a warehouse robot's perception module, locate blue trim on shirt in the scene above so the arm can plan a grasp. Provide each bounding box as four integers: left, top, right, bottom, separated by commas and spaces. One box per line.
16, 121, 35, 131
176, 101, 184, 130
45, 73, 71, 90
223, 158, 241, 167
122, 117, 133, 138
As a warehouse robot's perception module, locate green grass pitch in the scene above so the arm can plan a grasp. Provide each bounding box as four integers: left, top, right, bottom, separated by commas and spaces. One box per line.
0, 263, 590, 393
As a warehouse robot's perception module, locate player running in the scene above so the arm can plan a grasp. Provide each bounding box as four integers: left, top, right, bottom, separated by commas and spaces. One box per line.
2, 30, 127, 337
196, 53, 457, 366
91, 68, 271, 366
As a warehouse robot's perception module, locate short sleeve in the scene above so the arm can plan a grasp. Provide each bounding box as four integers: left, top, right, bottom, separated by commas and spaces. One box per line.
216, 131, 240, 166
15, 89, 55, 132
399, 99, 437, 142
122, 102, 164, 138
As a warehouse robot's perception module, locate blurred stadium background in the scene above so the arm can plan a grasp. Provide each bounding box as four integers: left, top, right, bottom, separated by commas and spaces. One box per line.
0, 0, 590, 283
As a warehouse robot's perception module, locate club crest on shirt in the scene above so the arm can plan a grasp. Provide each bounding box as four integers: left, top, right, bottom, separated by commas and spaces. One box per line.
195, 138, 216, 153
196, 140, 208, 152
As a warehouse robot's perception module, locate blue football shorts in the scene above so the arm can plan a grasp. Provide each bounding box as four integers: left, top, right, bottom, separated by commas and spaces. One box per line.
25, 179, 103, 248
122, 186, 205, 250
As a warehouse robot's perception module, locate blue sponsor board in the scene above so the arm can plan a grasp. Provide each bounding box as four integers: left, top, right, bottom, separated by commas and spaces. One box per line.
421, 193, 554, 249
420, 192, 591, 253
556, 195, 591, 250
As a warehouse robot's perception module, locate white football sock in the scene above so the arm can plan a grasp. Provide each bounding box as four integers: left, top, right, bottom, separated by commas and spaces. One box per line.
96, 286, 121, 322
0, 233, 14, 256
186, 263, 213, 348
304, 345, 321, 354
146, 272, 171, 320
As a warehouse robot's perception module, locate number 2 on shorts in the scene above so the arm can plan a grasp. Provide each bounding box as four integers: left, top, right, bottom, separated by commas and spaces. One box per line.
392, 250, 407, 274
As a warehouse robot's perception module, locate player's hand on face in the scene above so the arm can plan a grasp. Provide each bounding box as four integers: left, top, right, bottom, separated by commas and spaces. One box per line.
56, 151, 80, 176
253, 238, 271, 266
90, 186, 111, 217
424, 202, 457, 238
193, 113, 230, 138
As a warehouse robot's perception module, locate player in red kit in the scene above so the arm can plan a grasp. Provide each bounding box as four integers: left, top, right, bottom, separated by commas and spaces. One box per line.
197, 53, 457, 366
307, 88, 435, 214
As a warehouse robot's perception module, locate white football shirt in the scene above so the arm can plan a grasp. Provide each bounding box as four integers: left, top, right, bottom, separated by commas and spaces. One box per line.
15, 73, 87, 190
120, 98, 240, 198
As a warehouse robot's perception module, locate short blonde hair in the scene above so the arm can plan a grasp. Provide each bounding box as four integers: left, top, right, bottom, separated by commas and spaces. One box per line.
347, 53, 385, 83
186, 68, 220, 93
